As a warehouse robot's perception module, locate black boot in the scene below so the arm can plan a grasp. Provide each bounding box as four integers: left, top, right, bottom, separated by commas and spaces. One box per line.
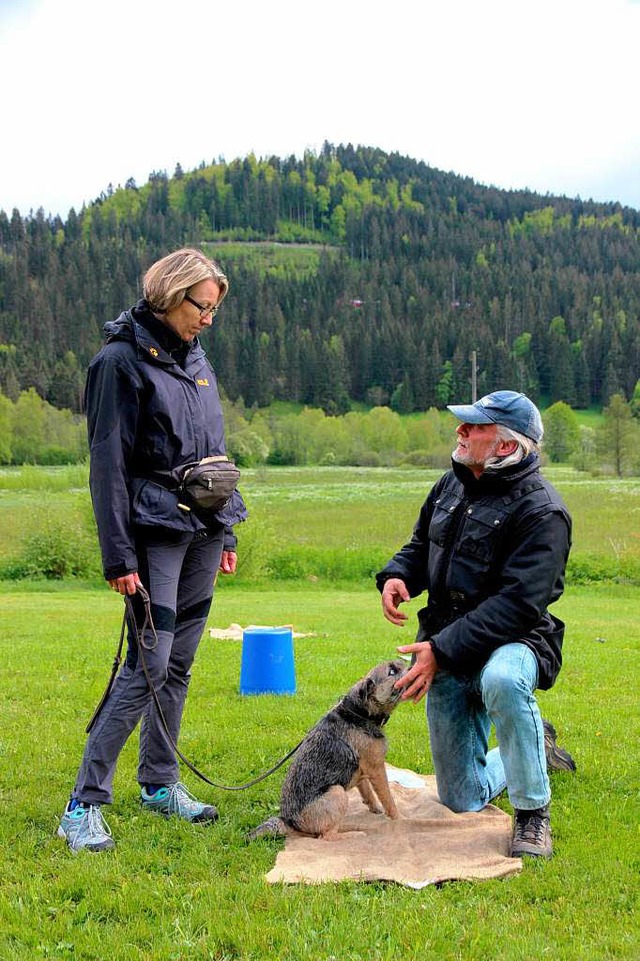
511, 804, 552, 858
543, 719, 576, 773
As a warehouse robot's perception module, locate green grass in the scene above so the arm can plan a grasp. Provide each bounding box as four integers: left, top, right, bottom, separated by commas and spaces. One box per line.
0, 583, 637, 960
242, 465, 639, 583
204, 241, 338, 279
571, 406, 605, 429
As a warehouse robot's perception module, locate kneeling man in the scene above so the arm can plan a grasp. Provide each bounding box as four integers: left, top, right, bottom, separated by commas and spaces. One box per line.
377, 390, 575, 859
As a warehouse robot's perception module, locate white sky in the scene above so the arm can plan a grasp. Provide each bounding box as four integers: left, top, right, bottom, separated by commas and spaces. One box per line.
1, 0, 639, 219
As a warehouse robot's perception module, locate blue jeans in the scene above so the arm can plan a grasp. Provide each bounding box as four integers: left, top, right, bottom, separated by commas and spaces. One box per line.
426, 643, 550, 812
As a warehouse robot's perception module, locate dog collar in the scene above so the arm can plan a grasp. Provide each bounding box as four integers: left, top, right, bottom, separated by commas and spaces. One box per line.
336, 703, 389, 730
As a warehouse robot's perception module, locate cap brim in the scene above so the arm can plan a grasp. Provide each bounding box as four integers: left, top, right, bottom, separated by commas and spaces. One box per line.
446, 404, 495, 424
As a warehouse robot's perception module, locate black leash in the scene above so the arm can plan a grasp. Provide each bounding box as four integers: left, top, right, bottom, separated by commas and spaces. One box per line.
87, 584, 302, 791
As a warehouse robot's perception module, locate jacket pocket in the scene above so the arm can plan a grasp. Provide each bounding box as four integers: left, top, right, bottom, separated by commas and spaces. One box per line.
456, 506, 507, 564
428, 491, 463, 547
131, 479, 195, 532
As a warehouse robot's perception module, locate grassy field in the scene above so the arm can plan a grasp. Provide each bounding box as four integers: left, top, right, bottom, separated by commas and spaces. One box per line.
0, 466, 638, 959
0, 583, 637, 960
1, 465, 639, 583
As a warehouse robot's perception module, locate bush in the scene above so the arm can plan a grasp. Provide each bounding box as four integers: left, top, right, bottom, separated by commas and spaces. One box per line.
566, 551, 640, 586
39, 446, 78, 466
0, 508, 101, 580
400, 448, 452, 469
233, 514, 279, 580
266, 545, 387, 582
351, 450, 382, 467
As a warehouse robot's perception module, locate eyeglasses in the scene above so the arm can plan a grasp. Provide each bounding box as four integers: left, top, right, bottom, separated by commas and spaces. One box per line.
184, 294, 220, 318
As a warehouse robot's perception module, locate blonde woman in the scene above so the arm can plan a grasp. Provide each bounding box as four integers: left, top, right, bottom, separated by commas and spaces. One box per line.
59, 249, 247, 853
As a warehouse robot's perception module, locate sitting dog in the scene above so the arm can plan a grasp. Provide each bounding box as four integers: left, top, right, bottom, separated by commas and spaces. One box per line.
248, 659, 407, 841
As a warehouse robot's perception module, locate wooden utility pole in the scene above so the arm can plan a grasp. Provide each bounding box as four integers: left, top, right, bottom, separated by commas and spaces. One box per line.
471, 350, 478, 402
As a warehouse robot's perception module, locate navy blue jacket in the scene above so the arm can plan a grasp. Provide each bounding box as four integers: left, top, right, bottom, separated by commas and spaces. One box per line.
376, 456, 571, 689
85, 300, 247, 580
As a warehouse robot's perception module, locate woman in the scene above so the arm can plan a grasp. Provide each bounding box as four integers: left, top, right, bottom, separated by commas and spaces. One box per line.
58, 248, 247, 853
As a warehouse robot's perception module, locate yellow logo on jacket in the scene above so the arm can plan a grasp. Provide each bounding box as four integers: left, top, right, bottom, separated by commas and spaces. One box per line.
149, 347, 159, 357
196, 378, 210, 386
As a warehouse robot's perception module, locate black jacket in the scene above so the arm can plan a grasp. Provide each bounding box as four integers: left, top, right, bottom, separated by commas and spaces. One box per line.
376, 455, 571, 689
85, 300, 247, 580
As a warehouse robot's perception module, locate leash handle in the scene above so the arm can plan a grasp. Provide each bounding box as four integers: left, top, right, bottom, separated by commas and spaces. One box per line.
119, 584, 302, 791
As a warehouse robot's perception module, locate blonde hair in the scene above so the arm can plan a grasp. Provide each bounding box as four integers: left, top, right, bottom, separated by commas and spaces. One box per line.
143, 248, 229, 313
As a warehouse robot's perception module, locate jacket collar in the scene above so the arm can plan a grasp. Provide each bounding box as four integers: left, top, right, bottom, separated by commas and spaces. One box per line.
104, 300, 206, 371
451, 453, 541, 494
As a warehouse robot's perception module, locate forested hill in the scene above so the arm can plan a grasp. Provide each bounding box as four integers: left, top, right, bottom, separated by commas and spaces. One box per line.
1, 142, 639, 414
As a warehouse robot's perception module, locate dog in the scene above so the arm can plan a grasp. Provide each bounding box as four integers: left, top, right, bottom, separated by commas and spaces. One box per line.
248, 659, 407, 842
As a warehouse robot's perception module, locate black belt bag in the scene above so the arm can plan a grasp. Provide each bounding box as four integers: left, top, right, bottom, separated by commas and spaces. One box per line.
150, 456, 240, 512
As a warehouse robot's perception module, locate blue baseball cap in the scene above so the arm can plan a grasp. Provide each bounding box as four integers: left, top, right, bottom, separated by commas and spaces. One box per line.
447, 390, 543, 443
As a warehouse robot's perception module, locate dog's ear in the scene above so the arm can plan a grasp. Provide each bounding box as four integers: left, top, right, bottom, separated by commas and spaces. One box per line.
353, 676, 375, 705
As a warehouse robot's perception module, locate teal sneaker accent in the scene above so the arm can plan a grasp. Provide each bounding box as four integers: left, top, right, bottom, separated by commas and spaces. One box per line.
57, 803, 115, 854
140, 782, 218, 823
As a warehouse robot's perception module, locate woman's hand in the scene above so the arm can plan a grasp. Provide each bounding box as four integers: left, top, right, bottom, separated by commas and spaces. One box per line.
108, 572, 143, 595
219, 551, 237, 575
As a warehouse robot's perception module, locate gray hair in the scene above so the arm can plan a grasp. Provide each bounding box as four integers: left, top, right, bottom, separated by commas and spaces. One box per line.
143, 247, 229, 314
484, 424, 542, 472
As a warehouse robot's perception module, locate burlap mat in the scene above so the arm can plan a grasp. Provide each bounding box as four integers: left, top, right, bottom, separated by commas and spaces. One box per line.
265, 766, 521, 888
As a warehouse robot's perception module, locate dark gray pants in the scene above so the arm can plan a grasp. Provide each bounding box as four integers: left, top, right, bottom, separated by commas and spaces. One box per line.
74, 528, 224, 805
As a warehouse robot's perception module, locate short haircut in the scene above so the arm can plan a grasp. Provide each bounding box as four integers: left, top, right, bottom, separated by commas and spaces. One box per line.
143, 247, 229, 313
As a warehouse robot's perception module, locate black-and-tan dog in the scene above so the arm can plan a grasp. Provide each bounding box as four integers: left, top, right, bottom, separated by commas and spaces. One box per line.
248, 659, 407, 841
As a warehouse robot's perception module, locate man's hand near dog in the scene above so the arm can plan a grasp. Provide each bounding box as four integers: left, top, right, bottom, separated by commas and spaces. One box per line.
381, 577, 438, 702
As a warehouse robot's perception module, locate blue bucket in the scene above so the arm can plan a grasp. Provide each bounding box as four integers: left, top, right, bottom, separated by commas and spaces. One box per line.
239, 626, 296, 695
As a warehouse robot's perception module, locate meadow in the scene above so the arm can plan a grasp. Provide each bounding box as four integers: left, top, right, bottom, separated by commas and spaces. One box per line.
0, 466, 638, 960
1, 464, 639, 584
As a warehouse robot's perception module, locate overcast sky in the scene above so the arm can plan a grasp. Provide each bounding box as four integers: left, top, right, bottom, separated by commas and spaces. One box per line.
1, 0, 639, 219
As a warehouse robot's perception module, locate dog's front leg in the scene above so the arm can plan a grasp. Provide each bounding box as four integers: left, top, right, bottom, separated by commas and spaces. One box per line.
367, 767, 399, 820
357, 777, 384, 814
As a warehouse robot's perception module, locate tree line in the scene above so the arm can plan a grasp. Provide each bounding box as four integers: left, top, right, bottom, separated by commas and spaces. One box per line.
2, 386, 638, 477
1, 143, 639, 416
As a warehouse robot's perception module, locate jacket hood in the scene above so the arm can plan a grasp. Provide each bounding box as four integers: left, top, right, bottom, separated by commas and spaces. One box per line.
103, 309, 136, 345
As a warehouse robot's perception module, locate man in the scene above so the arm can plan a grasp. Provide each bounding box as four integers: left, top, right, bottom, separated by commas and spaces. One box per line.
377, 390, 576, 858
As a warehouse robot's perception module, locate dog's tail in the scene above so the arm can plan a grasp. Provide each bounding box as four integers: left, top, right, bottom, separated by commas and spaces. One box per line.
247, 816, 290, 841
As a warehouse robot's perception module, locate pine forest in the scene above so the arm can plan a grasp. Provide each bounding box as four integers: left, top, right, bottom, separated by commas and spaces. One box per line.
1, 142, 639, 417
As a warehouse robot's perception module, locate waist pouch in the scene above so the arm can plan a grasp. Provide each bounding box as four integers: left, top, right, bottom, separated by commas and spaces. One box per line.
149, 456, 241, 512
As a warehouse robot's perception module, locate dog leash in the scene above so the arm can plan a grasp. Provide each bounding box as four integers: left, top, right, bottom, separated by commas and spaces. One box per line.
86, 615, 126, 734
87, 584, 302, 791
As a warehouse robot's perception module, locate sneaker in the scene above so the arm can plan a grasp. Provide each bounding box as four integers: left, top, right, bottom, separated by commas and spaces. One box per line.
511, 804, 552, 858
57, 803, 115, 854
140, 782, 218, 823
543, 718, 577, 773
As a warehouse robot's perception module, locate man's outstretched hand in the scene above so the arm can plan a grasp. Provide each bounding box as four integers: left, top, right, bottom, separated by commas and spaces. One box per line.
381, 577, 411, 626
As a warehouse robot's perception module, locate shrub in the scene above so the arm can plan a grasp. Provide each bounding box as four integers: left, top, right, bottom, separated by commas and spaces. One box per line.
233, 514, 279, 580
265, 545, 386, 582
0, 507, 101, 580
566, 551, 640, 586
